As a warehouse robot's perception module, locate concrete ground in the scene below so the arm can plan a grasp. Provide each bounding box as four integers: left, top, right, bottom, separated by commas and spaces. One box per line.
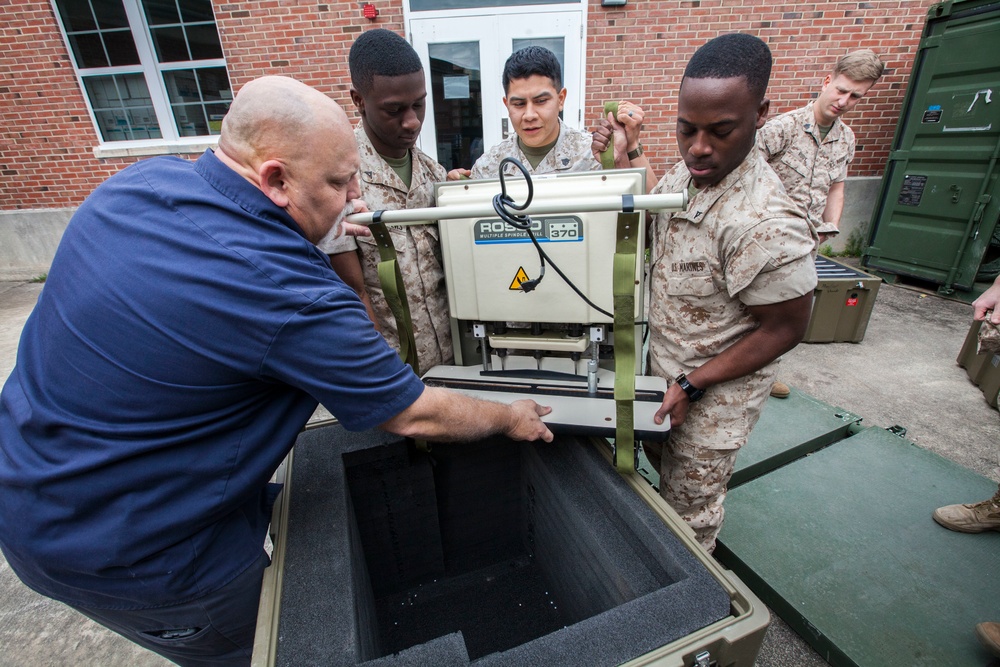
0, 271, 997, 666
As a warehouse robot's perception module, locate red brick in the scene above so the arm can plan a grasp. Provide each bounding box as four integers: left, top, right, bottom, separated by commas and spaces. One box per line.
1, 0, 926, 208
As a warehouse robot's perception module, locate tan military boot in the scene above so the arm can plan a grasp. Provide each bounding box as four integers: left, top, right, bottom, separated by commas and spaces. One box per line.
976, 622, 1000, 658
932, 486, 1000, 533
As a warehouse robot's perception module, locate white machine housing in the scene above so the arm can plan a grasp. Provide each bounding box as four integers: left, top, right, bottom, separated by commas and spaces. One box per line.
435, 169, 647, 327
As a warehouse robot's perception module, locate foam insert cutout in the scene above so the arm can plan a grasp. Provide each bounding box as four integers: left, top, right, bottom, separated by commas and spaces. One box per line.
274, 425, 731, 666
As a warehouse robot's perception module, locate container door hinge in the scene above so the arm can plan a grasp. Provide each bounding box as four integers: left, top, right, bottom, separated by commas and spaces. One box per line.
970, 195, 992, 239
974, 194, 992, 222
692, 650, 713, 667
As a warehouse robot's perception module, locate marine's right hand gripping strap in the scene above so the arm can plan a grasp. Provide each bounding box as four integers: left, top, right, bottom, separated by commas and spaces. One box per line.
613, 211, 640, 474
600, 101, 619, 171
369, 220, 420, 376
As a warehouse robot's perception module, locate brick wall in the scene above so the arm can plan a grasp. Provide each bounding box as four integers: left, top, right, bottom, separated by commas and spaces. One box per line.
1, 0, 928, 210
0, 2, 133, 209
586, 0, 929, 178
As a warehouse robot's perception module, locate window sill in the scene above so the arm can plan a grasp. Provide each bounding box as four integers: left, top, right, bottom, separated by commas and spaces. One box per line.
93, 138, 219, 160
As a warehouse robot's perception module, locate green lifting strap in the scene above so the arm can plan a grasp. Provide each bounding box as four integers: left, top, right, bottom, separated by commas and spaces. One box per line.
613, 211, 640, 474
600, 101, 619, 171
369, 220, 420, 376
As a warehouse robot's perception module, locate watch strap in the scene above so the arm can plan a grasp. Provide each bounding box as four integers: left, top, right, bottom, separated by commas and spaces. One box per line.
675, 373, 705, 402
627, 144, 644, 160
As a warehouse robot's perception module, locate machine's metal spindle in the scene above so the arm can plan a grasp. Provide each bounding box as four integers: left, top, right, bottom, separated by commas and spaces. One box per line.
587, 340, 600, 395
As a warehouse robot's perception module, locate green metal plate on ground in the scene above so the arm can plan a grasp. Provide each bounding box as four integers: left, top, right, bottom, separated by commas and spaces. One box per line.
716, 426, 1000, 667
636, 389, 861, 491
732, 388, 861, 488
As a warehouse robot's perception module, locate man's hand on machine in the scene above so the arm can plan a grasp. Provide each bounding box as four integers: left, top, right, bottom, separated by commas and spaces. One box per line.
653, 382, 690, 429
338, 198, 372, 238
446, 168, 472, 181
505, 400, 555, 442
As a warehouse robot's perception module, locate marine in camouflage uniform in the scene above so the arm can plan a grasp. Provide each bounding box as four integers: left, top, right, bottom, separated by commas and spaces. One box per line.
757, 101, 855, 239
645, 148, 817, 550
320, 125, 453, 372
470, 120, 600, 179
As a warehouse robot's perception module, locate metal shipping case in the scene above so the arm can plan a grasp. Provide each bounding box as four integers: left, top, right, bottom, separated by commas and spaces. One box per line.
862, 0, 1000, 294
252, 424, 770, 667
803, 256, 882, 343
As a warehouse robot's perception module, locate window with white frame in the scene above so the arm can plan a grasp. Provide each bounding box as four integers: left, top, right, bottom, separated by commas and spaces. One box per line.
52, 0, 232, 144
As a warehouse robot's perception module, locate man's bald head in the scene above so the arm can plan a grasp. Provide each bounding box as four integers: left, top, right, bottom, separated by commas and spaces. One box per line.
215, 76, 362, 244
219, 76, 350, 168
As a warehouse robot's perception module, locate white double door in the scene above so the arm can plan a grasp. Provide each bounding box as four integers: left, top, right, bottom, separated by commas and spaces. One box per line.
409, 11, 584, 171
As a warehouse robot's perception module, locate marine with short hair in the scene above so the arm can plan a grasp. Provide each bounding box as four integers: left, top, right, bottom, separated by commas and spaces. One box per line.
643, 33, 818, 551
320, 28, 453, 373
453, 46, 604, 179
758, 49, 886, 243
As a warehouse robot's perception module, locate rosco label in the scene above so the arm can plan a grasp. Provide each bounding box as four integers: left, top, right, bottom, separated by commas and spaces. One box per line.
474, 216, 584, 243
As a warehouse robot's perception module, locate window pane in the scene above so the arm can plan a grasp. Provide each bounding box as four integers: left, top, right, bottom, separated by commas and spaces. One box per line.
91, 0, 129, 28
205, 103, 228, 134
104, 29, 141, 66
185, 24, 223, 60
55, 0, 97, 32
128, 108, 164, 139
172, 104, 209, 136
57, 0, 140, 69
164, 67, 232, 136
70, 32, 109, 68
143, 0, 180, 25
180, 0, 215, 22
150, 25, 189, 62
195, 68, 232, 102
164, 69, 199, 103
84, 74, 161, 142
428, 42, 483, 171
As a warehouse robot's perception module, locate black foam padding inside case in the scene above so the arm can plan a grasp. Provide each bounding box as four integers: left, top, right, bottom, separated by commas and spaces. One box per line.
275, 425, 730, 666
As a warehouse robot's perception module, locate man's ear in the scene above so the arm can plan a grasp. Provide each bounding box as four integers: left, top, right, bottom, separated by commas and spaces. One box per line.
755, 97, 771, 129
557, 87, 567, 109
350, 88, 365, 116
259, 160, 290, 208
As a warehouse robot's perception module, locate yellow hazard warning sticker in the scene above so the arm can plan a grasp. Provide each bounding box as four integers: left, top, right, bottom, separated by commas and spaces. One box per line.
509, 266, 531, 290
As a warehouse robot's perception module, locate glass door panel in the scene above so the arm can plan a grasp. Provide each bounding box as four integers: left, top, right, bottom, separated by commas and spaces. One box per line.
428, 41, 484, 171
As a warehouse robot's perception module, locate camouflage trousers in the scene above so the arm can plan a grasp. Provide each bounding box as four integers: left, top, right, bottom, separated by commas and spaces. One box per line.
644, 359, 776, 552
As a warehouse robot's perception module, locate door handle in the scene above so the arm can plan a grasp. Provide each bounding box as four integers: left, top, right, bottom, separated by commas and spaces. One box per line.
502, 118, 509, 139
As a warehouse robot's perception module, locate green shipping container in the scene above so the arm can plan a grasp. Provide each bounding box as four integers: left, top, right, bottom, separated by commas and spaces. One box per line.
863, 0, 1000, 295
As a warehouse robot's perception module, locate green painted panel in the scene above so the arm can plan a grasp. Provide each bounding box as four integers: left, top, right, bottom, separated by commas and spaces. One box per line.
732, 388, 861, 487
864, 0, 1000, 292
717, 426, 1000, 667
636, 389, 861, 490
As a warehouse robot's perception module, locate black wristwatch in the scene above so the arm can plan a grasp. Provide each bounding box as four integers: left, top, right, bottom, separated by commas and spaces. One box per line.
675, 373, 705, 403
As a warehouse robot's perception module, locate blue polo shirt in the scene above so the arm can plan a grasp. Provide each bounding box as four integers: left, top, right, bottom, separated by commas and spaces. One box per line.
0, 150, 425, 609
